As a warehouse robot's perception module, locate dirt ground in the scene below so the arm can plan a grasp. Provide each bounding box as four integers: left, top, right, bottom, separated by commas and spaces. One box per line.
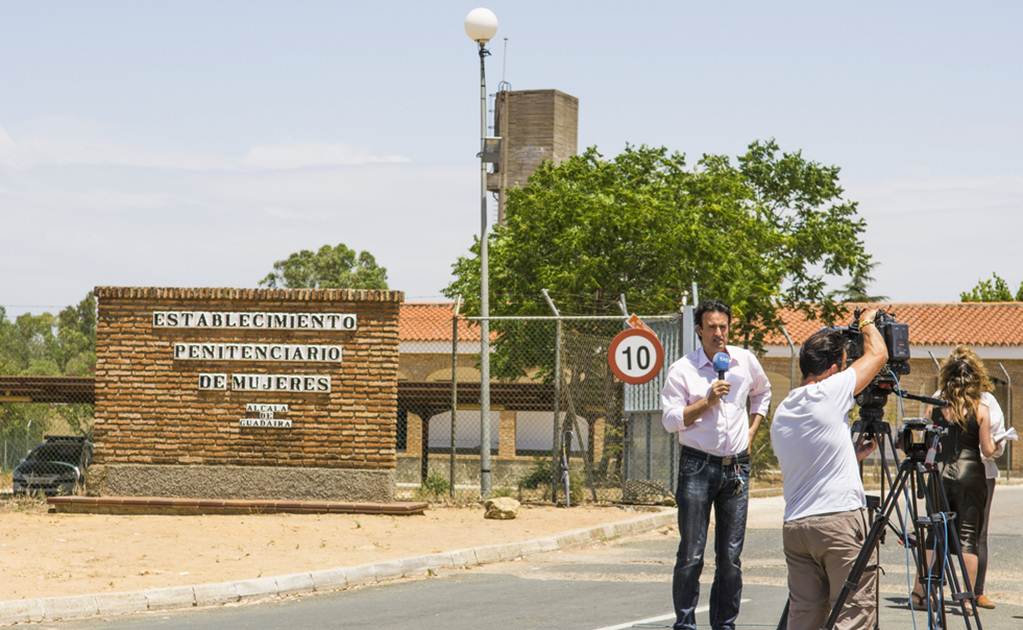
0, 499, 661, 601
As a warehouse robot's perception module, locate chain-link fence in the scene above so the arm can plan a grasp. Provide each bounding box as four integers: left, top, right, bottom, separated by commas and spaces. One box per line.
0, 386, 94, 497
397, 304, 682, 503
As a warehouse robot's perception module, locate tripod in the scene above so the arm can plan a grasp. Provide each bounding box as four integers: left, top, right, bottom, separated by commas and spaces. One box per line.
851, 404, 916, 629
824, 429, 982, 629
775, 400, 910, 630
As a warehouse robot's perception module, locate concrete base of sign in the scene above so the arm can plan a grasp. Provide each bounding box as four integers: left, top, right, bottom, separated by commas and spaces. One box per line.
87, 464, 394, 502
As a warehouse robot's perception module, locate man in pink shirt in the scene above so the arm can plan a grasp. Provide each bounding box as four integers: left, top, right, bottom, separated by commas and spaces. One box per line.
660, 301, 772, 630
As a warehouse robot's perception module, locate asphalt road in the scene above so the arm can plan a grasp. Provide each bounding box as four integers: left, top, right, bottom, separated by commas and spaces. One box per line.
57, 487, 1023, 630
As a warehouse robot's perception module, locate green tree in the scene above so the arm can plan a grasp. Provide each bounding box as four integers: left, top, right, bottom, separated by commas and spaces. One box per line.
0, 293, 97, 450
447, 140, 871, 349
834, 260, 888, 302
960, 272, 1020, 302
445, 140, 872, 484
55, 293, 97, 376
259, 243, 388, 289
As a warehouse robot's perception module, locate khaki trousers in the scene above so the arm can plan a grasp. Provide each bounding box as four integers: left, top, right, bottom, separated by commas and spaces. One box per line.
783, 508, 877, 630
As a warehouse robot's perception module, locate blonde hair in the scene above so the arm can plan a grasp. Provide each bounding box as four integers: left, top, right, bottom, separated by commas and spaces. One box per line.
938, 345, 992, 427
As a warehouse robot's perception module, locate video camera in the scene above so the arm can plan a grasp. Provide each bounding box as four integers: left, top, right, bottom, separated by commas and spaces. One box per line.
841, 308, 911, 377
827, 307, 917, 442
834, 308, 911, 414
895, 417, 950, 463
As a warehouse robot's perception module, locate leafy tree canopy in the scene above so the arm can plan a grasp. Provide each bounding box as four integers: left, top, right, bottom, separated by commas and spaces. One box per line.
259, 243, 388, 290
833, 259, 887, 302
0, 293, 96, 441
960, 272, 1023, 302
445, 140, 872, 351
0, 293, 95, 376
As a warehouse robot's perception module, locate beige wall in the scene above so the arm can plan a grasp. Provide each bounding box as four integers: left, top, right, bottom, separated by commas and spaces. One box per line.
761, 355, 1023, 471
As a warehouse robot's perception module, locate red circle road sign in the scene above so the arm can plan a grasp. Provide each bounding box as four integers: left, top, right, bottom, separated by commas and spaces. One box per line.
607, 328, 665, 385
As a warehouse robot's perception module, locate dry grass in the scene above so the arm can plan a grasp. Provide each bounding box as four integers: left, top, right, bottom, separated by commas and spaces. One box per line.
0, 493, 49, 514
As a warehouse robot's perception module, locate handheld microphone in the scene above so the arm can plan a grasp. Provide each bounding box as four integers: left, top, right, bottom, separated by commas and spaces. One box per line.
713, 352, 730, 381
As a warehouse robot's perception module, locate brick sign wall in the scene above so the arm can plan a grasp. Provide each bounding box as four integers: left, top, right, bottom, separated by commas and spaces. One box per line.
90, 287, 403, 501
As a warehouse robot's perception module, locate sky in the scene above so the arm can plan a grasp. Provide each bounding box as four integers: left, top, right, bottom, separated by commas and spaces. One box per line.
2, 1, 1022, 318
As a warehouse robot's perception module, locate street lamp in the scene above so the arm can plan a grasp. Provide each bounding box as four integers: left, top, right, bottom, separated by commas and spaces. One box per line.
464, 7, 497, 497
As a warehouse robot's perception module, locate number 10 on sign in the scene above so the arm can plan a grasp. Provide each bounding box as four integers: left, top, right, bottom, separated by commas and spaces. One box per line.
607, 328, 664, 385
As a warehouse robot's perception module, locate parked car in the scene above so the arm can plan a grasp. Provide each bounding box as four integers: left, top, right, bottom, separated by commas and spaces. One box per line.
12, 435, 93, 496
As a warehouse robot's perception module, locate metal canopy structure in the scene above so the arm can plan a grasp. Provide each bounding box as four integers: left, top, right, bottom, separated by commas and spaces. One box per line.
0, 376, 95, 404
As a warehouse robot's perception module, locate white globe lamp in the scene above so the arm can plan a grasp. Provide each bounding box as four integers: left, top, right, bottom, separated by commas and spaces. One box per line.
464, 8, 498, 43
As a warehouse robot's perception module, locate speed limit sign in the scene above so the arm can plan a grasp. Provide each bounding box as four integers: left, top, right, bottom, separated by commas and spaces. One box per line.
607, 327, 664, 385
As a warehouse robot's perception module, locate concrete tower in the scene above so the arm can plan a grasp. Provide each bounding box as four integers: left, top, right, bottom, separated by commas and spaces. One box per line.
487, 89, 579, 223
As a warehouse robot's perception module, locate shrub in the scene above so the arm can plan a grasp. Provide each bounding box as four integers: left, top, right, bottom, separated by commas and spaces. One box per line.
418, 472, 450, 499
567, 467, 585, 505
518, 458, 553, 490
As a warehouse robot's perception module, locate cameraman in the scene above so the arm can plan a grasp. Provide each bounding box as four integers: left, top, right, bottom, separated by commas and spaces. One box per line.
770, 309, 888, 630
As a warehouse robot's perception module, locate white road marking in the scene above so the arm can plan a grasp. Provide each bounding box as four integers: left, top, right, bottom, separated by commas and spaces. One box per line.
588, 611, 683, 630
590, 600, 750, 630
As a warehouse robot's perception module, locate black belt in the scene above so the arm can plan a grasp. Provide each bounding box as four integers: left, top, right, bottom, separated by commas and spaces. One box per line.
682, 445, 749, 466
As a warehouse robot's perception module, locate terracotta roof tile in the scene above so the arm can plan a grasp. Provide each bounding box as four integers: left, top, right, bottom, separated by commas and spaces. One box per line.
402, 301, 1023, 347
766, 302, 1023, 347
399, 303, 482, 342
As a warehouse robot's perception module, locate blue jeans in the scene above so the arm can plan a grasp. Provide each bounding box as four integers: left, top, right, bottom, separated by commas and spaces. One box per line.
672, 448, 751, 630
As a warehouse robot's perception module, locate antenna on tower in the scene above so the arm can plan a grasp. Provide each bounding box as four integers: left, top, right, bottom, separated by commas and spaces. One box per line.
498, 37, 511, 92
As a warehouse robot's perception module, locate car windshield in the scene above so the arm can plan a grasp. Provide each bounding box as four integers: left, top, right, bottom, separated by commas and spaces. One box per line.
26, 443, 82, 465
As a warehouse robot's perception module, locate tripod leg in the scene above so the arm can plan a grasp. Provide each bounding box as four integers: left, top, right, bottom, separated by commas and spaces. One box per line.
916, 467, 951, 629
908, 470, 932, 614
881, 430, 911, 539
775, 598, 788, 630
931, 522, 979, 629
916, 462, 985, 629
823, 466, 910, 630
931, 468, 985, 627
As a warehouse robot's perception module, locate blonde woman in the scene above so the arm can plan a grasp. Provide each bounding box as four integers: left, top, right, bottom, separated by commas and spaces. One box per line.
911, 346, 998, 611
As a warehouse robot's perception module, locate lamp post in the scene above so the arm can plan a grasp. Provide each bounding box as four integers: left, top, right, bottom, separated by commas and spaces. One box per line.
464, 7, 498, 497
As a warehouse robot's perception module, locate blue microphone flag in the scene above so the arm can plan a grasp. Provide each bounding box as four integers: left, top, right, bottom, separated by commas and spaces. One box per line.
713, 352, 730, 375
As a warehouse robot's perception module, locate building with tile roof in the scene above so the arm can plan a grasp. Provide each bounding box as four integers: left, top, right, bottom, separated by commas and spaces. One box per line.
398, 301, 1022, 476
764, 303, 1023, 353
396, 302, 598, 487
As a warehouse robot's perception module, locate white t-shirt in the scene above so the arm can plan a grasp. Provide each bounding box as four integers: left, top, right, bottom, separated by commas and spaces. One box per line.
771, 368, 865, 522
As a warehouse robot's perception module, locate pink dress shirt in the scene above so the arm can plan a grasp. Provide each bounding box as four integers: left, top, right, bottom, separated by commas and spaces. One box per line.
660, 345, 772, 457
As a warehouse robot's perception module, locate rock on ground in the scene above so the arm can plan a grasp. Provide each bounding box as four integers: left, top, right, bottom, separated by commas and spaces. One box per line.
484, 497, 520, 520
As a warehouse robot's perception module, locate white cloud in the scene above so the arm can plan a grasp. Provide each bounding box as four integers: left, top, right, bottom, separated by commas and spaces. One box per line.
0, 153, 478, 317
0, 122, 410, 172
241, 143, 410, 170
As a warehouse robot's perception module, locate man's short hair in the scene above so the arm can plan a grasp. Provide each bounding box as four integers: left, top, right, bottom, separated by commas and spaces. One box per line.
800, 328, 847, 379
695, 300, 731, 327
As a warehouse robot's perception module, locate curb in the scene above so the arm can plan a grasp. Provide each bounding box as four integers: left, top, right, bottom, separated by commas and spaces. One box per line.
0, 509, 675, 626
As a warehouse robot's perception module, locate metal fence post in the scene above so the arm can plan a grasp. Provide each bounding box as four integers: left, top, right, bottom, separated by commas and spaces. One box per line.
450, 297, 462, 496
998, 362, 1012, 481
778, 323, 796, 392
542, 289, 562, 503
677, 297, 696, 494
645, 413, 653, 480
